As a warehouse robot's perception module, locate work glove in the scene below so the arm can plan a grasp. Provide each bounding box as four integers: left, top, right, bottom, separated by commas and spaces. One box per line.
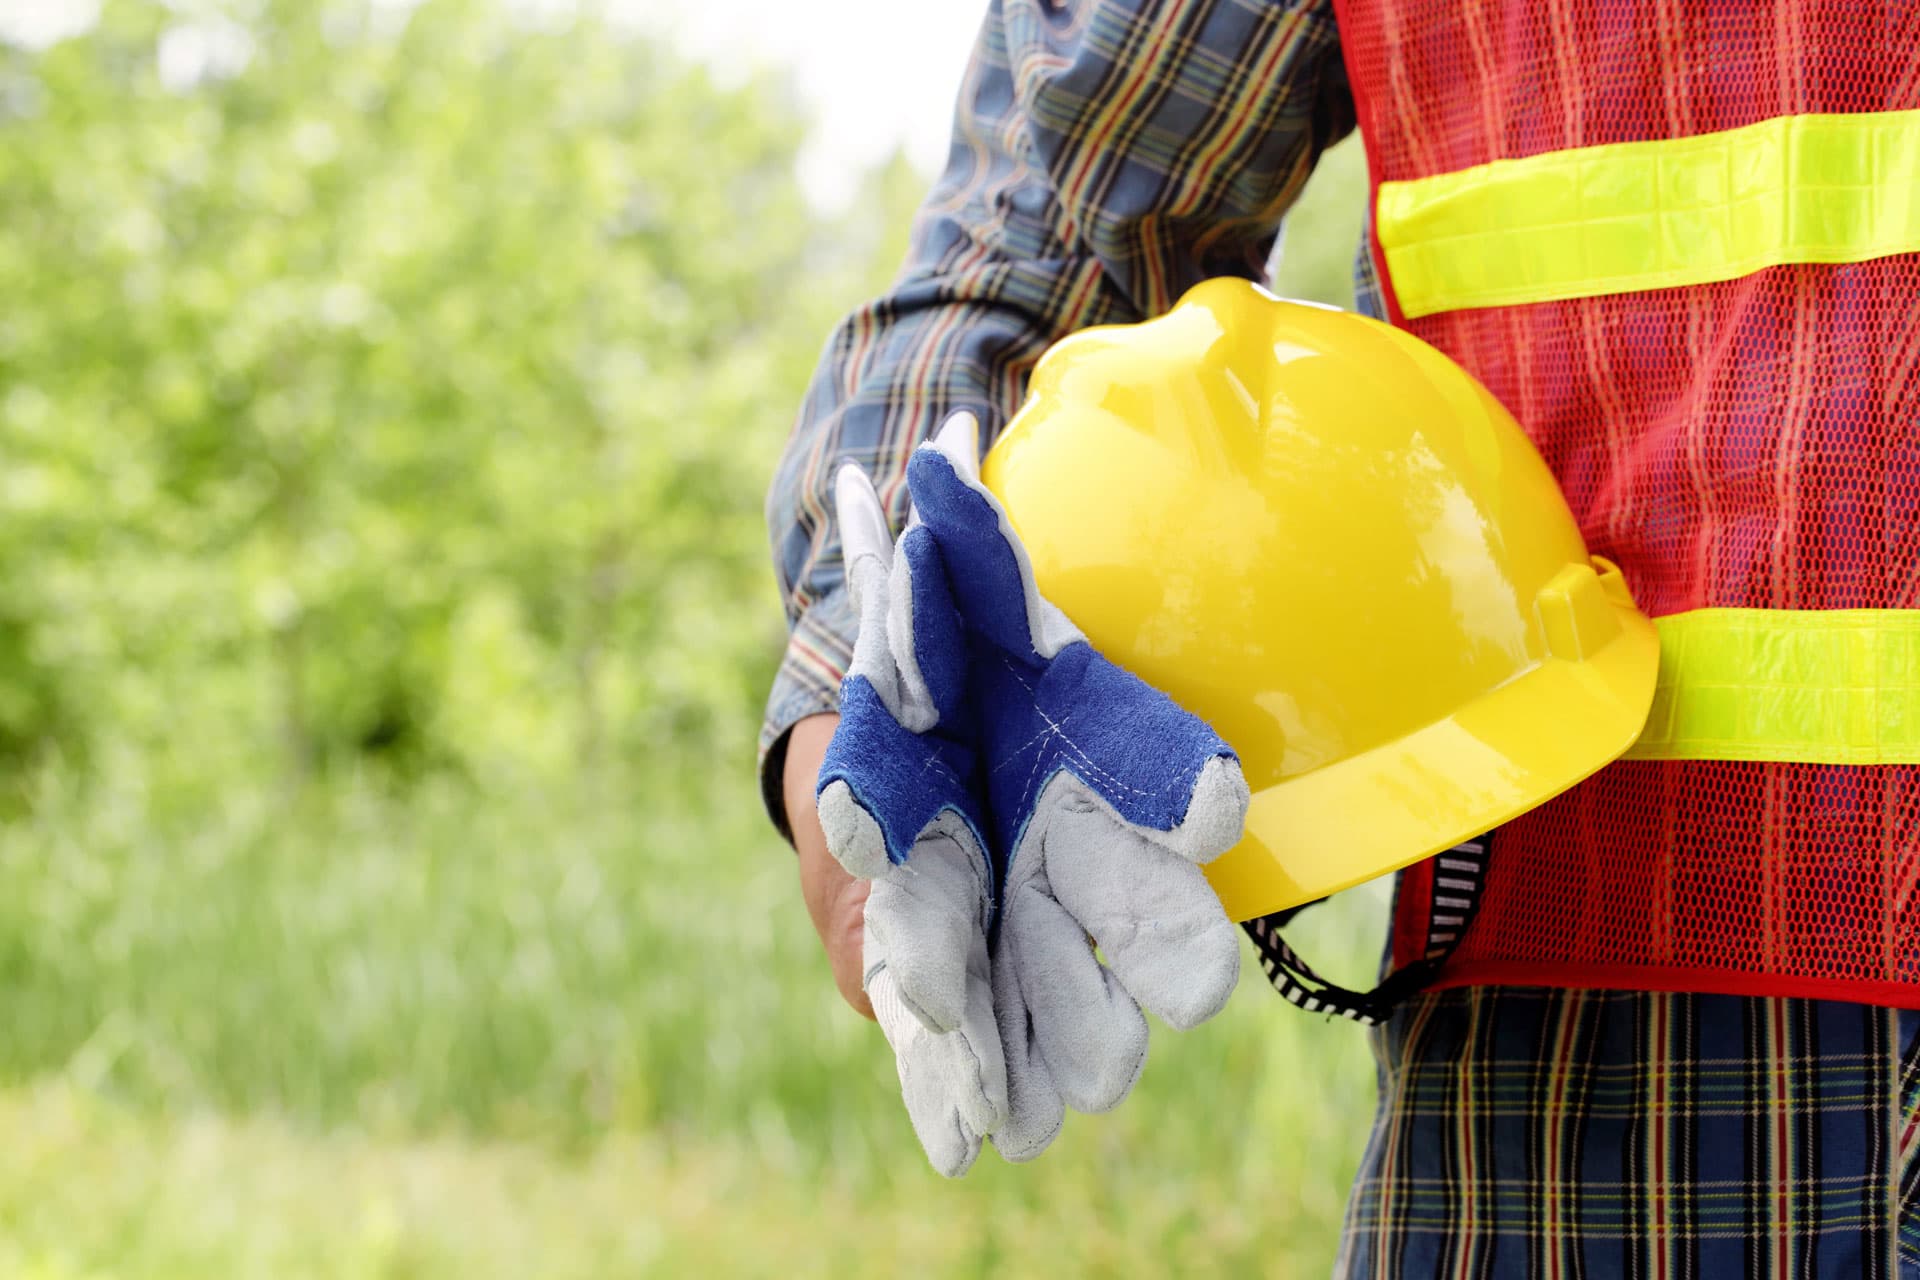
815, 452, 1008, 1178
901, 413, 1247, 1162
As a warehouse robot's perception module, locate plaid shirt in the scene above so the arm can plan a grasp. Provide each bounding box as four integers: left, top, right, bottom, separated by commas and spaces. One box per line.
1343, 988, 1920, 1278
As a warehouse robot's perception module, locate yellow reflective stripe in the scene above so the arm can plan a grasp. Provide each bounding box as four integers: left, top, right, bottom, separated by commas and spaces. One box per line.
1625, 609, 1920, 765
1378, 109, 1920, 319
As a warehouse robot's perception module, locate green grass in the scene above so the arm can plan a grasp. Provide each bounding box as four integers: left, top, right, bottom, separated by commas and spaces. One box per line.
0, 756, 1390, 1277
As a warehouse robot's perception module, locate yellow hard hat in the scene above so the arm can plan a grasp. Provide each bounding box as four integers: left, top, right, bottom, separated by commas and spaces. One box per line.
980, 278, 1659, 922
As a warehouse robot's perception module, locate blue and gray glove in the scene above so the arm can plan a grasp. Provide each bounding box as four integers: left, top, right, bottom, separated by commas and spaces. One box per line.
816, 454, 1008, 1178
904, 414, 1246, 1159
818, 413, 1246, 1174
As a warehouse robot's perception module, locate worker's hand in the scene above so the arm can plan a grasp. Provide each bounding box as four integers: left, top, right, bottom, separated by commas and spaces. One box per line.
810, 460, 1008, 1177
782, 713, 872, 1020
904, 413, 1246, 1163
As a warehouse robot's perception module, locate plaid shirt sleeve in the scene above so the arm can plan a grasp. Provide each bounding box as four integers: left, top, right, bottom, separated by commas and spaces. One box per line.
759, 0, 1355, 835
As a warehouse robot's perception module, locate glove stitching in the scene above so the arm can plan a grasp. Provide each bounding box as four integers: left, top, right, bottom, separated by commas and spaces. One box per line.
990, 658, 1204, 818
994, 651, 1039, 697
906, 739, 966, 791
946, 1013, 993, 1135
963, 841, 991, 928
1012, 735, 1053, 824
1035, 708, 1169, 801
990, 716, 1062, 776
1015, 720, 1204, 825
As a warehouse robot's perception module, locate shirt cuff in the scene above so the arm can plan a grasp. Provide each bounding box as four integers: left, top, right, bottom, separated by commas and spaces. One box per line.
758, 586, 857, 843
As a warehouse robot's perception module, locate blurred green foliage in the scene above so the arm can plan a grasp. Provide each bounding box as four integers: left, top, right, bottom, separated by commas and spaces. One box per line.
0, 0, 911, 789
0, 2, 1373, 1275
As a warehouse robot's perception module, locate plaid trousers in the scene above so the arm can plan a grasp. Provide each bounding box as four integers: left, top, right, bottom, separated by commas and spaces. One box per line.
1337, 987, 1920, 1279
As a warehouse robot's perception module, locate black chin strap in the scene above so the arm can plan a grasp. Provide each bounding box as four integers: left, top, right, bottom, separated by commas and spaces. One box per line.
1240, 835, 1491, 1026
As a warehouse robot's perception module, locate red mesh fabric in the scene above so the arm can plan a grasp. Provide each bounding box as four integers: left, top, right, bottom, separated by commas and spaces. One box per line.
1340, 2, 1920, 188
1395, 763, 1920, 1007
1419, 260, 1920, 620
1334, 0, 1920, 1005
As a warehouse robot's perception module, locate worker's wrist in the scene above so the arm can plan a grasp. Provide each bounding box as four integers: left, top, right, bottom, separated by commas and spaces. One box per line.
778, 713, 840, 847
757, 591, 854, 842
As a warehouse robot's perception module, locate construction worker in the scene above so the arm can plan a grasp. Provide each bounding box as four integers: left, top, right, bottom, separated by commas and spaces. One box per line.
762, 1, 1920, 1272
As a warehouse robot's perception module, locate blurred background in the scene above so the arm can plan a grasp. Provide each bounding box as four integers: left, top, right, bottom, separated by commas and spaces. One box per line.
0, 1, 1376, 1275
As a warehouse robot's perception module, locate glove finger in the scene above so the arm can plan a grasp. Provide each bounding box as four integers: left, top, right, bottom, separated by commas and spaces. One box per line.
907, 415, 1084, 661
816, 776, 891, 881
955, 914, 1010, 1135
928, 410, 984, 485
889, 525, 965, 728
861, 820, 989, 1033
869, 946, 1005, 1178
832, 464, 951, 734
1045, 797, 1241, 1031
1003, 872, 1149, 1115
817, 684, 983, 880
833, 463, 895, 594
987, 944, 1065, 1164
832, 464, 929, 737
1139, 753, 1250, 866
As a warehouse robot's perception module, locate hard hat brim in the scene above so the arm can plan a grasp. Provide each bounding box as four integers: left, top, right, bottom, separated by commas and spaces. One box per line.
1205, 599, 1661, 923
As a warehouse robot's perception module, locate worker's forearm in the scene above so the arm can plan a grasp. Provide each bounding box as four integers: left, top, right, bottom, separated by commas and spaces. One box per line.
782, 713, 874, 1020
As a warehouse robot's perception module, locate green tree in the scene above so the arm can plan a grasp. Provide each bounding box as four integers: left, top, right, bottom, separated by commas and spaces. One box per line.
0, 0, 894, 794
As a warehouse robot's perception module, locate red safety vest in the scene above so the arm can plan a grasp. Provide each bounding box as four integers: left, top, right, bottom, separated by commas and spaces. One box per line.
1333, 0, 1920, 1007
